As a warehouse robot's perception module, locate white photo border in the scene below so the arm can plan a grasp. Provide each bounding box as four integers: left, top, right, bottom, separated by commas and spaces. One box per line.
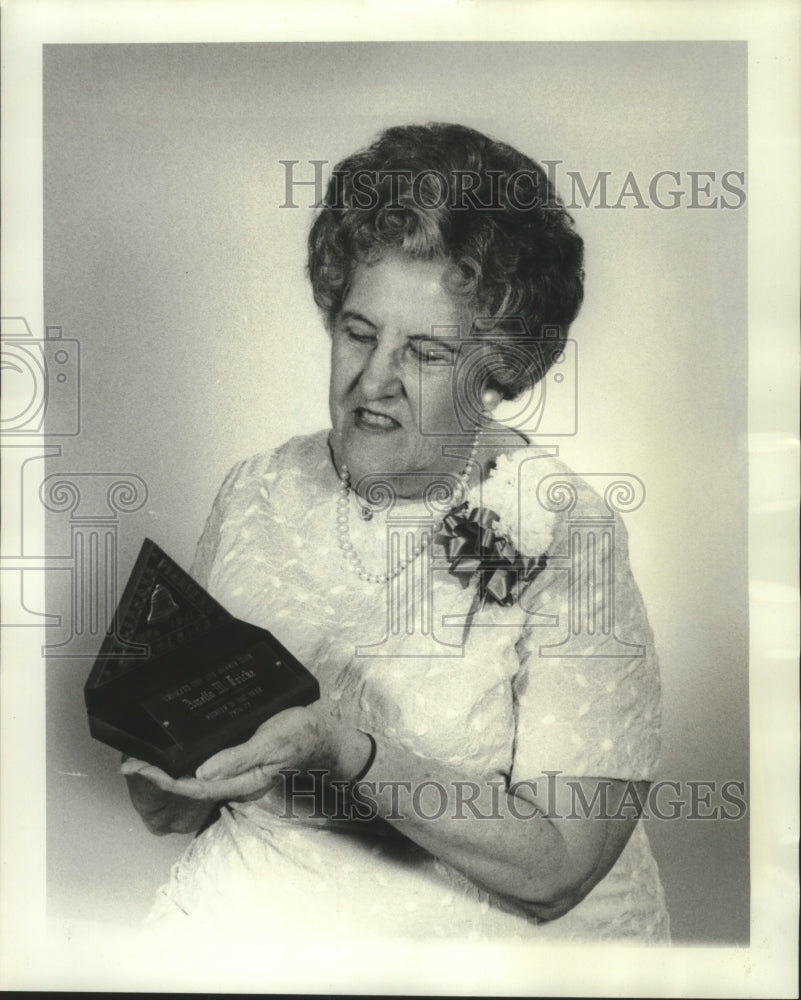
1, 1, 798, 996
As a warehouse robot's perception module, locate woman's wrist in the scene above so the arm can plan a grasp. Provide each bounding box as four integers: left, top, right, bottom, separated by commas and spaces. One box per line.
350, 731, 377, 782
308, 703, 374, 782
331, 726, 375, 783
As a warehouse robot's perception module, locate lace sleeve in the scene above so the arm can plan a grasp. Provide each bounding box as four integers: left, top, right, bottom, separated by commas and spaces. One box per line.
190, 459, 250, 589
510, 508, 662, 784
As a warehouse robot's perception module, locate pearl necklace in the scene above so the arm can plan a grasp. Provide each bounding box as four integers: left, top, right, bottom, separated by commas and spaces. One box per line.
335, 438, 479, 584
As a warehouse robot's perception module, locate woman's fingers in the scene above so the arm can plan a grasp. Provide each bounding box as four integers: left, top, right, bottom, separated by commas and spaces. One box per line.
155, 766, 278, 802
195, 742, 261, 781
120, 759, 182, 789
119, 757, 150, 776
120, 760, 215, 799
194, 711, 301, 780
130, 764, 194, 795
192, 766, 279, 801
119, 755, 279, 800
122, 707, 309, 796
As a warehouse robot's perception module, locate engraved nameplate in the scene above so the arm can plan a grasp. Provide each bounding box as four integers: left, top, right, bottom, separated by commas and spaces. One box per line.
141, 642, 302, 745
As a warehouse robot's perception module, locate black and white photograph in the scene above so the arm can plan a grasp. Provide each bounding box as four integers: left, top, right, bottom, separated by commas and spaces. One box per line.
1, 2, 798, 995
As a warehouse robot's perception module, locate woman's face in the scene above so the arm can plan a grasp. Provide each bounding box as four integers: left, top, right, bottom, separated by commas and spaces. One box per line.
328, 252, 482, 496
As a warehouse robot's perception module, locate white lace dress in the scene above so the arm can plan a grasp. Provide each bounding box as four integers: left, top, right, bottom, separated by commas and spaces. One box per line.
146, 430, 670, 943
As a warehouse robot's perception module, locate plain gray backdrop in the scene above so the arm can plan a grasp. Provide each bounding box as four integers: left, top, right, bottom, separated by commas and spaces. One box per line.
43, 41, 748, 943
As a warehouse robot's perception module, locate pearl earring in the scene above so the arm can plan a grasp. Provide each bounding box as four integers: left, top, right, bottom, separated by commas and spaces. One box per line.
481, 387, 501, 412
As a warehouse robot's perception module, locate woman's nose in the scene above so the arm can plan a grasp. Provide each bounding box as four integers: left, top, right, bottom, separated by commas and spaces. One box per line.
359, 342, 403, 399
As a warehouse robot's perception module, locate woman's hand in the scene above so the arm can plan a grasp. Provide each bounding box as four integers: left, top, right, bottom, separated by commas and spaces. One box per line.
121, 758, 221, 835
191, 703, 341, 797
122, 704, 372, 826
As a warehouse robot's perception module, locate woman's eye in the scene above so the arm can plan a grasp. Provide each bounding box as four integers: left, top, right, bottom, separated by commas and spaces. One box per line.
409, 342, 455, 366
346, 328, 376, 346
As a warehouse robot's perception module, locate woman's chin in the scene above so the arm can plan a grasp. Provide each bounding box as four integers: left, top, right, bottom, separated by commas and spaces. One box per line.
345, 453, 407, 489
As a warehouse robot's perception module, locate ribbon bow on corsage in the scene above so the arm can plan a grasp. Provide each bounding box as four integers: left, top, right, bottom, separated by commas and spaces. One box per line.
437, 502, 547, 609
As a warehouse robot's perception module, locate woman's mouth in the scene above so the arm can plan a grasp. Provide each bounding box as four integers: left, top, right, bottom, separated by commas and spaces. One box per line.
354, 407, 401, 431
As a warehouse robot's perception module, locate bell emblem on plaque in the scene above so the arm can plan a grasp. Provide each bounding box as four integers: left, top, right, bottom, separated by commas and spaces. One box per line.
146, 583, 180, 625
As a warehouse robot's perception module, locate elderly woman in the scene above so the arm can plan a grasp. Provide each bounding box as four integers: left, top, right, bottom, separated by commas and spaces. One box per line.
123, 123, 670, 943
